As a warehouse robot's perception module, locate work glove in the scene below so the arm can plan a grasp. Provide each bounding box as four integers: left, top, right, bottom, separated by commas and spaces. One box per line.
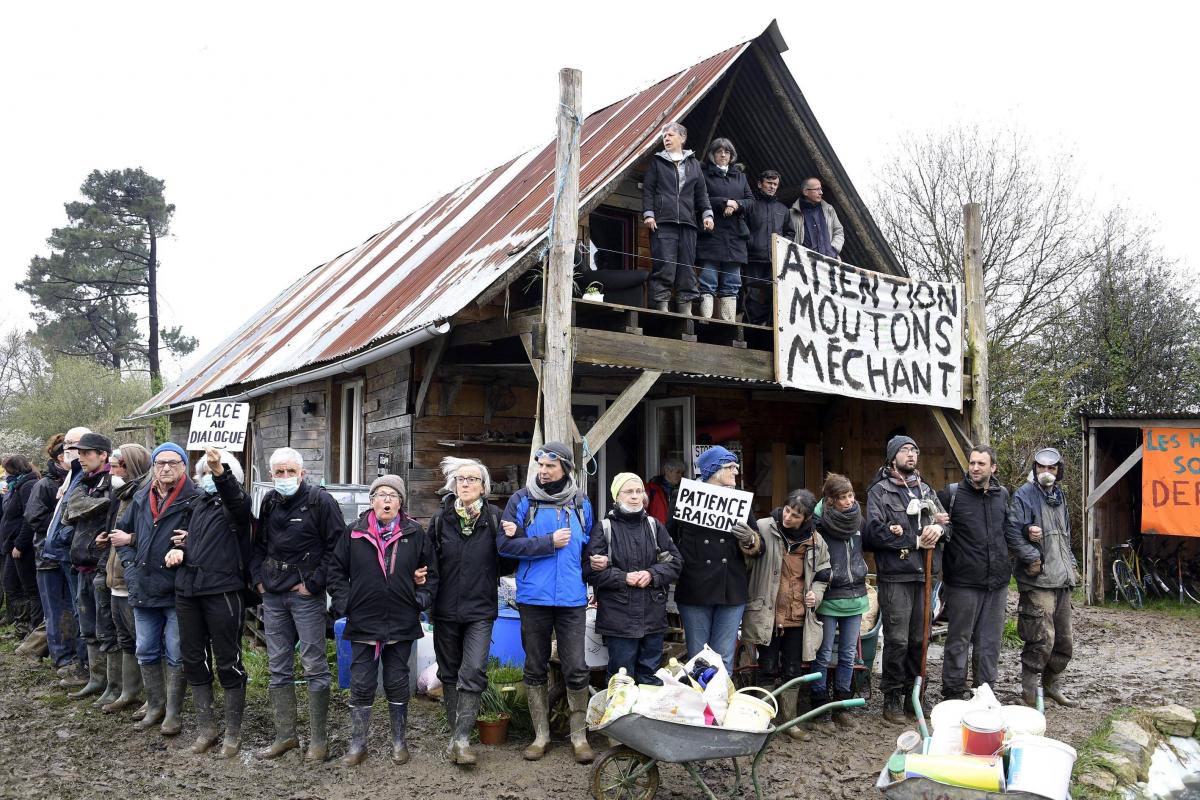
732, 521, 759, 551
1025, 560, 1043, 577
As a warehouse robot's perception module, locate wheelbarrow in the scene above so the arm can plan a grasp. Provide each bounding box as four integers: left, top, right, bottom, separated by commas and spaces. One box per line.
589, 673, 866, 800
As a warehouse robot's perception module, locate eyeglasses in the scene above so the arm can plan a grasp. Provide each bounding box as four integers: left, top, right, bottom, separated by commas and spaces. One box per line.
721, 463, 740, 471
371, 491, 401, 501
803, 186, 823, 193
153, 460, 184, 470
534, 450, 561, 462
897, 446, 920, 455
454, 476, 482, 485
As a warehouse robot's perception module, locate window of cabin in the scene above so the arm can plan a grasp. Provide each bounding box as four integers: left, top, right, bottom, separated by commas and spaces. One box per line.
588, 208, 636, 270
335, 379, 363, 484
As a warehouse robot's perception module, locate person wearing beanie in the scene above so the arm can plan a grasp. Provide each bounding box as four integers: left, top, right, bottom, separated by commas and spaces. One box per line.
250, 447, 343, 762
673, 445, 760, 673
1005, 446, 1077, 708
328, 465, 435, 767
498, 441, 595, 763
584, 473, 681, 686
864, 434, 948, 723
112, 440, 197, 735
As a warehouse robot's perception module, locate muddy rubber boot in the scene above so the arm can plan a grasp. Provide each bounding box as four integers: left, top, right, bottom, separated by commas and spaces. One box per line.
653, 300, 670, 312
255, 687, 299, 759
832, 688, 855, 728
305, 688, 330, 762
69, 645, 106, 698
159, 666, 187, 735
522, 683, 551, 761
672, 299, 693, 318
717, 296, 737, 321
1042, 672, 1077, 707
388, 702, 410, 764
810, 688, 836, 734
216, 686, 245, 759
189, 682, 220, 753
341, 705, 371, 767
567, 688, 594, 764
1020, 669, 1040, 708
698, 294, 715, 319
777, 687, 809, 741
132, 702, 149, 721
60, 660, 89, 689
443, 684, 459, 734
883, 691, 906, 724
134, 663, 167, 731
104, 653, 143, 713
94, 651, 123, 707
449, 690, 479, 765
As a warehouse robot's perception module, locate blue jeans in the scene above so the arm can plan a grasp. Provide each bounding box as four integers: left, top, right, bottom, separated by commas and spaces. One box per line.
814, 613, 862, 694
132, 606, 181, 667
696, 261, 743, 297
676, 603, 745, 674
605, 633, 665, 685
36, 565, 78, 667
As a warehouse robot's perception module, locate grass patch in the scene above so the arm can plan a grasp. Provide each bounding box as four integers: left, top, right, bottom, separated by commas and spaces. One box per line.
1001, 618, 1021, 648
1072, 707, 1138, 800
1104, 596, 1200, 620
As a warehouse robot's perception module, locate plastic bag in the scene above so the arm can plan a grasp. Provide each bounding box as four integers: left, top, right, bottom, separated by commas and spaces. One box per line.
416, 662, 441, 696
586, 689, 609, 729
683, 645, 733, 725
599, 679, 639, 725
632, 681, 709, 726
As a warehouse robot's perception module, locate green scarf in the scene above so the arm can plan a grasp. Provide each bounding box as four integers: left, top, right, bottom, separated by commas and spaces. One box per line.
455, 497, 484, 535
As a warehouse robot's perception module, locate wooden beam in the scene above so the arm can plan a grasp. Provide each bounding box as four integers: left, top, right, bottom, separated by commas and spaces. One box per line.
929, 407, 969, 473
1086, 426, 1100, 605
573, 327, 774, 382
1082, 418, 1196, 429
413, 336, 448, 419
1085, 445, 1143, 510
449, 311, 539, 347
583, 370, 662, 453
963, 203, 990, 444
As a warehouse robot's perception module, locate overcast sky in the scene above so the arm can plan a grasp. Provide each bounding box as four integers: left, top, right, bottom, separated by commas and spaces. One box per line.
4, 1, 1197, 380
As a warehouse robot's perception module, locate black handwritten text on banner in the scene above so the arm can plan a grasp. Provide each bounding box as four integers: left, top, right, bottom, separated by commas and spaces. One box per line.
773, 238, 963, 409
187, 401, 250, 451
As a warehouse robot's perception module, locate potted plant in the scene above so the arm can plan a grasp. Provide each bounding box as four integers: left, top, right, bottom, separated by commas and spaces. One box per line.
582, 281, 605, 302
476, 682, 513, 745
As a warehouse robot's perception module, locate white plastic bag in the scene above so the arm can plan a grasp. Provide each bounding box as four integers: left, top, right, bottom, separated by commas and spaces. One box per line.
416, 662, 441, 696
599, 680, 639, 725
586, 689, 609, 729
684, 644, 733, 724
632, 681, 709, 726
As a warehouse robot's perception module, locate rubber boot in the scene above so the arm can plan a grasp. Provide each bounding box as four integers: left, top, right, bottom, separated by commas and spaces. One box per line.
672, 299, 693, 318
132, 702, 149, 721
104, 653, 143, 713
16, 627, 48, 658
94, 651, 123, 707
389, 702, 410, 764
443, 684, 459, 735
810, 688, 836, 734
832, 688, 854, 728
1020, 669, 1040, 708
653, 300, 669, 312
60, 660, 89, 689
341, 705, 371, 766
567, 688, 594, 764
305, 688, 330, 762
777, 687, 809, 741
882, 691, 905, 724
160, 666, 187, 735
449, 690, 480, 765
1042, 671, 1077, 707
698, 294, 715, 319
717, 296, 737, 321
134, 663, 167, 731
216, 686, 245, 759
254, 687, 299, 759
69, 646, 106, 698
190, 683, 220, 754
522, 683, 550, 761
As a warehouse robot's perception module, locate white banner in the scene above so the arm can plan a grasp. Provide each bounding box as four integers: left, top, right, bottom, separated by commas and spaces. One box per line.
773, 237, 963, 409
187, 401, 250, 451
673, 478, 754, 533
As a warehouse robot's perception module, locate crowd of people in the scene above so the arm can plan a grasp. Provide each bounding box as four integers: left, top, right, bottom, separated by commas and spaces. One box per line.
0, 425, 1079, 768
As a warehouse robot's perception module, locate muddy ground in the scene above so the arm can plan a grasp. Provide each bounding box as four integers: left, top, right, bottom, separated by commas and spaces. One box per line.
2, 594, 1197, 800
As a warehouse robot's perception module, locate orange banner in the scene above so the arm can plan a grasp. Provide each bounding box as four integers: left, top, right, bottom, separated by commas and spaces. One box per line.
1141, 428, 1200, 537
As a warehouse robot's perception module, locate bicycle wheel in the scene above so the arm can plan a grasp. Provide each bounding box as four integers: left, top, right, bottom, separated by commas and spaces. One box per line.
1140, 562, 1165, 600
1112, 561, 1143, 609
1180, 579, 1200, 605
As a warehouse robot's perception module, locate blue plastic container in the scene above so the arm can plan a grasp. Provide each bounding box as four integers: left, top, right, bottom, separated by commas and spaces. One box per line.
489, 606, 525, 667
334, 617, 352, 690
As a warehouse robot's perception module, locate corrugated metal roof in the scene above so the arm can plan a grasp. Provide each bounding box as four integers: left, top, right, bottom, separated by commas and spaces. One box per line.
136, 39, 753, 414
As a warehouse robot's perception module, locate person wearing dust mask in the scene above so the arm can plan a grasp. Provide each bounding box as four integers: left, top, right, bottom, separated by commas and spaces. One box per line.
1005, 447, 1078, 709
250, 447, 343, 763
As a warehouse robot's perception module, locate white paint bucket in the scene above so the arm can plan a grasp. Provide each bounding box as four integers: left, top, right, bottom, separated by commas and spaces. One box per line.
1006, 735, 1077, 800
722, 686, 778, 731
1000, 704, 1046, 739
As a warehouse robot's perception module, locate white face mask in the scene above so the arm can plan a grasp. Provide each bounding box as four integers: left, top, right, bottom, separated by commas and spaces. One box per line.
1037, 471, 1057, 488
274, 476, 300, 497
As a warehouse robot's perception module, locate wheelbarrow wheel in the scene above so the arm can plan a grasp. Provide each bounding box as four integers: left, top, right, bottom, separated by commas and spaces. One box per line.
590, 745, 659, 800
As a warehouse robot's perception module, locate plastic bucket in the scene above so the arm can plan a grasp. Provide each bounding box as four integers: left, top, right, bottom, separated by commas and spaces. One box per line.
960, 708, 1005, 756
334, 617, 351, 690
722, 686, 778, 731
489, 606, 525, 667
903, 753, 1005, 791
1000, 704, 1046, 739
1007, 735, 1077, 800
930, 699, 970, 730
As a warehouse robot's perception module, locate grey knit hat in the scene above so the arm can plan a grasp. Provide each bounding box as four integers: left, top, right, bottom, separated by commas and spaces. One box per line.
886, 435, 917, 465
369, 475, 406, 503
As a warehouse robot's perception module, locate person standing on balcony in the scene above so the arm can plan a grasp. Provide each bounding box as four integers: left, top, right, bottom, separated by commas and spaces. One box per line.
743, 169, 795, 325
790, 177, 844, 260
642, 122, 714, 315
695, 138, 755, 321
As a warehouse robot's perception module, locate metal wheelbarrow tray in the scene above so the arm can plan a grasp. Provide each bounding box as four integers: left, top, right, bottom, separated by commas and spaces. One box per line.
596, 713, 769, 762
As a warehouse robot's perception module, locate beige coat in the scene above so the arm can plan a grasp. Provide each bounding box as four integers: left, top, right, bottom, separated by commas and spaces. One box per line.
743, 515, 831, 663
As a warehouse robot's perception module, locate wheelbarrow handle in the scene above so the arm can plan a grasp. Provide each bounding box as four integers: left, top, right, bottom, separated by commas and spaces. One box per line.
768, 672, 822, 699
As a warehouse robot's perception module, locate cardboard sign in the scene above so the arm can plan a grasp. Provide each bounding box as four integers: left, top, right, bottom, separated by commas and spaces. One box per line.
187, 401, 250, 451
673, 477, 754, 533
1141, 427, 1200, 537
773, 237, 964, 409
692, 443, 742, 480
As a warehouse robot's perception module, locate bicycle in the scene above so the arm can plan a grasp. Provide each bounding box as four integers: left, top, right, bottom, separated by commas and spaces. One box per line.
1159, 541, 1200, 605
1108, 541, 1144, 608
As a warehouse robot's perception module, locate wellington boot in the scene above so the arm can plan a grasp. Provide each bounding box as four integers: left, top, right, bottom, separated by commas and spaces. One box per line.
59, 661, 89, 689
255, 687, 299, 759
388, 702, 410, 764
567, 688, 594, 764
190, 683, 220, 754
698, 294, 715, 319
133, 663, 167, 731
653, 300, 670, 312
1020, 669, 1040, 708
717, 296, 737, 321
341, 705, 371, 767
809, 689, 836, 734
103, 653, 143, 713
522, 683, 551, 761
777, 687, 809, 741
68, 647, 105, 697
215, 686, 246, 759
672, 299, 693, 318
132, 702, 149, 721
1043, 672, 1077, 707
882, 691, 906, 725
305, 688, 330, 762
93, 652, 122, 707
160, 666, 187, 735
443, 684, 459, 734
449, 690, 479, 766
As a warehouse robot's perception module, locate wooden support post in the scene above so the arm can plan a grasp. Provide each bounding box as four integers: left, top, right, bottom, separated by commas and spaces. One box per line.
929, 408, 969, 473
413, 335, 448, 419
583, 370, 662, 453
542, 67, 583, 448
771, 442, 788, 509
1085, 445, 1143, 510
963, 203, 989, 445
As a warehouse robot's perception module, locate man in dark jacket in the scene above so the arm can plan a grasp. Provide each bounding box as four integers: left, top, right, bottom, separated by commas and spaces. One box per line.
789, 177, 844, 259
39, 426, 90, 679
865, 435, 947, 723
2, 456, 41, 640
251, 446, 343, 763
937, 446, 1011, 702
742, 169, 795, 325
20, 435, 68, 662
641, 122, 714, 314
1006, 447, 1077, 708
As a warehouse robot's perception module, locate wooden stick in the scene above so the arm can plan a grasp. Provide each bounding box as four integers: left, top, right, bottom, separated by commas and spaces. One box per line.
919, 546, 934, 700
